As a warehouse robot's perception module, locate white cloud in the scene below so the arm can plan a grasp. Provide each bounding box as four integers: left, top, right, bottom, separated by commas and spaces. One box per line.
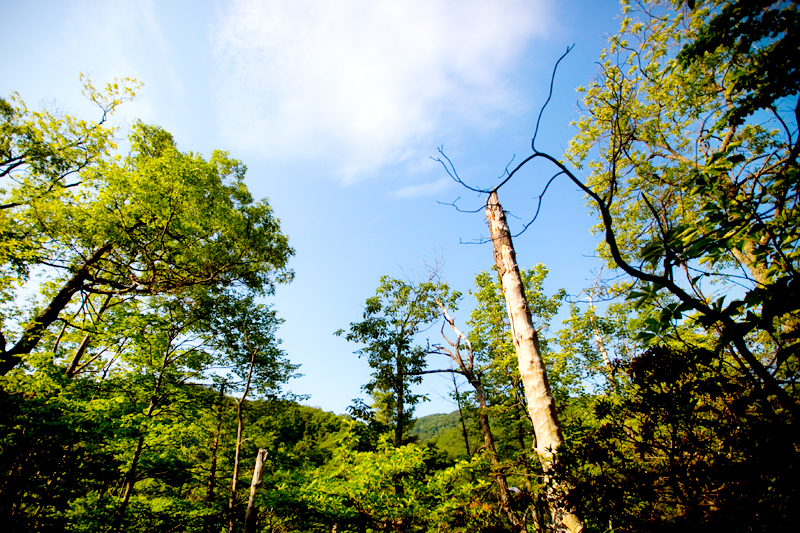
62, 0, 183, 124
393, 178, 452, 199
210, 0, 552, 183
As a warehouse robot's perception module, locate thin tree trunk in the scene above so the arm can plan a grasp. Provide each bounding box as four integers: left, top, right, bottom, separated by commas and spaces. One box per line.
66, 294, 113, 378
470, 376, 519, 528
229, 352, 256, 533
243, 449, 268, 533
111, 334, 171, 532
203, 381, 227, 533
395, 344, 405, 449
436, 302, 524, 531
588, 272, 615, 381
512, 388, 534, 493
112, 399, 155, 532
393, 347, 406, 532
66, 334, 92, 377
486, 191, 583, 533
451, 373, 472, 457
116, 435, 145, 519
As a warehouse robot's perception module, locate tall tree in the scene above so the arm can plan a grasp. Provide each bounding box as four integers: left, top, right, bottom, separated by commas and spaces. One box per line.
468, 264, 579, 530
203, 291, 297, 532
468, 0, 800, 528
109, 297, 212, 531
0, 77, 139, 307
486, 191, 584, 533
0, 117, 294, 375
337, 275, 458, 448
558, 0, 800, 417
0, 82, 297, 531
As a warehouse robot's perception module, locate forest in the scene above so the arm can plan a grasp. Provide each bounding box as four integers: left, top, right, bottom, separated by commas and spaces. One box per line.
0, 0, 797, 531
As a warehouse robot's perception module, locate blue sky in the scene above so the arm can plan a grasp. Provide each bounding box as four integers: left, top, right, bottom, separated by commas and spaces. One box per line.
3, 0, 623, 416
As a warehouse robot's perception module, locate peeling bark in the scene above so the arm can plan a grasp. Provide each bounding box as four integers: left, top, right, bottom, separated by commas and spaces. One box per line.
486, 191, 583, 533
243, 449, 268, 533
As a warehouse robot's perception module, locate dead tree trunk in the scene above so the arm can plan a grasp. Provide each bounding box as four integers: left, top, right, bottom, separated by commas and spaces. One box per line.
486, 191, 583, 533
588, 270, 616, 382
243, 449, 268, 533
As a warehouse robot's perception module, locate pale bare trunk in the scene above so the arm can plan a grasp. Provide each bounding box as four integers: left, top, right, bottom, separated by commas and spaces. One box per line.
486, 191, 583, 533
243, 449, 268, 533
587, 275, 615, 381
593, 328, 613, 375
65, 334, 92, 378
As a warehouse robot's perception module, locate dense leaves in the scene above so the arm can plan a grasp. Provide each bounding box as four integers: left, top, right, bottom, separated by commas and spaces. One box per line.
554, 344, 799, 531
337, 276, 459, 447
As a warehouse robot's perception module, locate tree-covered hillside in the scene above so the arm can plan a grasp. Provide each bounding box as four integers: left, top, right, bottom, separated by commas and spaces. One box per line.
410, 411, 462, 443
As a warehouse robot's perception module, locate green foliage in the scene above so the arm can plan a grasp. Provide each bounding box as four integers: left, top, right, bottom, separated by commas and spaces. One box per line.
561, 0, 799, 412
569, 0, 797, 318
0, 89, 294, 374
554, 344, 799, 532
0, 76, 139, 302
545, 0, 800, 529
410, 411, 464, 443
410, 411, 477, 461
0, 82, 298, 532
677, 0, 800, 126
337, 275, 460, 446
4, 1, 798, 528
295, 425, 502, 533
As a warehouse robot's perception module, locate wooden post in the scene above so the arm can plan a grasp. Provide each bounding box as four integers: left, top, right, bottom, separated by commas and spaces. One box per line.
243, 449, 268, 533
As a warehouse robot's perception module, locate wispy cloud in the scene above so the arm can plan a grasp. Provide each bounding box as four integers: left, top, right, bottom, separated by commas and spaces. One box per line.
210, 0, 551, 183
64, 0, 183, 121
393, 178, 452, 199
